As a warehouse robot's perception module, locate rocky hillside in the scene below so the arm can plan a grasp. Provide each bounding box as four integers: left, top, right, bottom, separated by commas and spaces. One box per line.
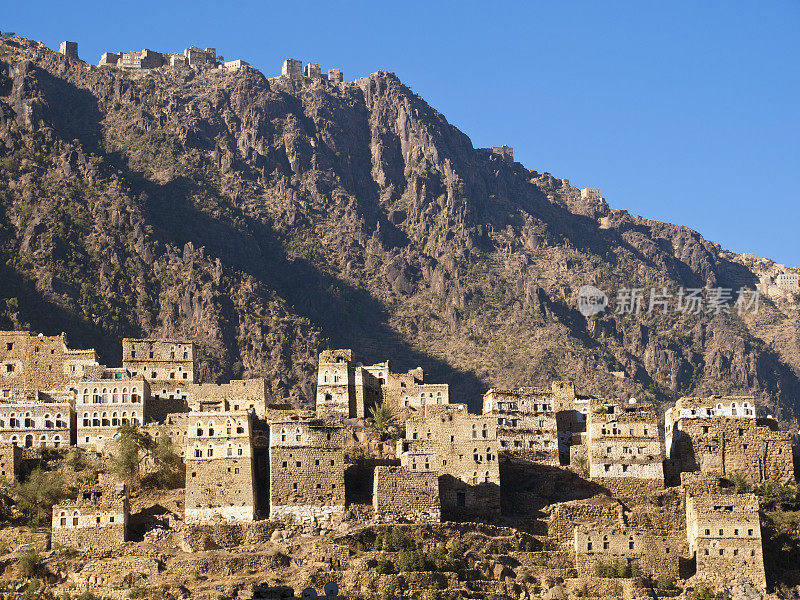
1, 36, 799, 421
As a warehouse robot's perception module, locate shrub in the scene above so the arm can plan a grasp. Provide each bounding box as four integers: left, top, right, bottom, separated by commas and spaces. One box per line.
656, 575, 676, 591
15, 469, 64, 522
18, 550, 41, 577
374, 554, 394, 574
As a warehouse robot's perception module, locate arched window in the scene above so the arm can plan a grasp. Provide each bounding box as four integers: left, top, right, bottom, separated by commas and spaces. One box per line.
295, 428, 301, 442
73, 510, 79, 527
280, 428, 286, 442
131, 411, 138, 425
92, 412, 100, 427
208, 422, 215, 437
24, 412, 33, 428
323, 370, 329, 383
112, 412, 119, 426
101, 412, 110, 427
10, 435, 18, 445
53, 434, 61, 448
56, 413, 64, 428
102, 388, 109, 403
131, 387, 139, 403
82, 412, 90, 427
82, 388, 89, 403
44, 414, 53, 429
121, 411, 128, 424
112, 388, 119, 403
122, 387, 129, 402
92, 388, 99, 403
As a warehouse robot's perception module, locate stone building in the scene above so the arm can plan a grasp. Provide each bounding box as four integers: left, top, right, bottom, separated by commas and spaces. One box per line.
482, 386, 559, 464
490, 145, 514, 160
372, 465, 440, 522
224, 59, 249, 71
581, 188, 602, 201
315, 349, 384, 418
98, 52, 120, 67
584, 397, 664, 495
776, 272, 800, 292
574, 527, 681, 578
269, 416, 345, 524
0, 394, 73, 448
122, 338, 196, 382
52, 483, 129, 551
187, 378, 270, 418
686, 493, 766, 590
282, 59, 303, 80
76, 377, 149, 446
304, 63, 322, 79
665, 395, 794, 485
59, 41, 78, 60
0, 330, 99, 392
0, 443, 21, 482
328, 68, 343, 83
402, 404, 500, 520
185, 409, 256, 523
184, 46, 216, 67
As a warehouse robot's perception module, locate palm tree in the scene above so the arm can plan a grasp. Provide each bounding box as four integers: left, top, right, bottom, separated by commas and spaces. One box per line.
368, 402, 397, 441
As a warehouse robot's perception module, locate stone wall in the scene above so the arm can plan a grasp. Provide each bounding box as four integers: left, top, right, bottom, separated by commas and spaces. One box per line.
185, 411, 256, 523
52, 483, 128, 551
269, 417, 345, 524
0, 400, 73, 447
75, 378, 148, 446
0, 443, 21, 482
574, 527, 682, 578
122, 338, 195, 382
373, 466, 440, 522
686, 493, 766, 590
0, 330, 99, 391
545, 497, 625, 544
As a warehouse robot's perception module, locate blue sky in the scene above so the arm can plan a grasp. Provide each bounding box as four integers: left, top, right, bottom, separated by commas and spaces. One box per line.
7, 1, 799, 266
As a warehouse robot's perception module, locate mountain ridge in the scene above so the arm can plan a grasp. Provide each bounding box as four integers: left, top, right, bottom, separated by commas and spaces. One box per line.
0, 35, 798, 423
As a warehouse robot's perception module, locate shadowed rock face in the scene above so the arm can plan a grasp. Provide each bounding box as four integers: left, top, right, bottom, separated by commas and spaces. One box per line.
0, 36, 798, 421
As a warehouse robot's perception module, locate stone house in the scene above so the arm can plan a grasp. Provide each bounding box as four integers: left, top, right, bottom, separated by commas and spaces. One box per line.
184, 47, 216, 67
0, 443, 21, 482
373, 465, 440, 522
224, 59, 249, 71
122, 338, 196, 383
402, 404, 501, 520
581, 188, 602, 200
59, 41, 78, 60
282, 59, 303, 80
185, 409, 256, 523
328, 68, 343, 83
665, 395, 794, 484
0, 393, 73, 448
482, 386, 560, 464
585, 397, 664, 495
0, 330, 99, 392
574, 527, 681, 578
52, 483, 129, 551
268, 416, 345, 524
75, 377, 149, 447
686, 493, 766, 590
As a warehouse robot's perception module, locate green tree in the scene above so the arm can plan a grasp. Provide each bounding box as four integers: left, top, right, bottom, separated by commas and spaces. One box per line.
15, 469, 64, 524
151, 426, 182, 488
111, 424, 151, 484
368, 402, 397, 441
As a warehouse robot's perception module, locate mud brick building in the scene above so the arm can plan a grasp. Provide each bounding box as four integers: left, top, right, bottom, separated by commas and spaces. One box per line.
403, 404, 500, 520
269, 415, 345, 524
686, 493, 766, 590
573, 527, 682, 578
482, 386, 560, 464
0, 394, 73, 447
584, 397, 664, 495
665, 395, 793, 484
0, 331, 99, 392
52, 483, 129, 551
0, 443, 21, 482
373, 465, 441, 522
76, 376, 149, 446
185, 409, 256, 523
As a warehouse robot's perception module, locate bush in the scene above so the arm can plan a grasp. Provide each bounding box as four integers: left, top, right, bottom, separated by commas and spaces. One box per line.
397, 548, 428, 572
656, 575, 676, 591
373, 554, 394, 574
18, 549, 41, 577
15, 469, 64, 523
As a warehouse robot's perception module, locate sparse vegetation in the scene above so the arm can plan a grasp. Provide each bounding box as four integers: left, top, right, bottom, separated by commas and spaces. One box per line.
14, 468, 64, 524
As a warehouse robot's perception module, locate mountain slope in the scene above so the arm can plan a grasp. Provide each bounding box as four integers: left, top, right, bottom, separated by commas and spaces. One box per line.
0, 36, 798, 422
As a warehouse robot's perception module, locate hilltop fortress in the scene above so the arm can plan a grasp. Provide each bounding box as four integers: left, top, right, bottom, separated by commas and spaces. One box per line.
0, 329, 794, 595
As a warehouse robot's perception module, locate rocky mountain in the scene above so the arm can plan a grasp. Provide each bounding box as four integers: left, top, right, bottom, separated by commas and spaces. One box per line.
1, 35, 799, 422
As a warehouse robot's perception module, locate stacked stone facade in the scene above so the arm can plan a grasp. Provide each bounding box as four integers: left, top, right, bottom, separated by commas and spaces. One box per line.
403, 404, 500, 520
686, 493, 766, 590
59, 41, 78, 60
666, 395, 793, 484
122, 338, 196, 382
586, 397, 664, 494
0, 396, 73, 447
0, 331, 99, 392
269, 416, 345, 524
0, 443, 21, 482
372, 465, 440, 522
282, 59, 303, 79
574, 527, 682, 578
316, 350, 357, 417
185, 410, 256, 523
76, 377, 149, 446
483, 387, 559, 463
52, 483, 129, 550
